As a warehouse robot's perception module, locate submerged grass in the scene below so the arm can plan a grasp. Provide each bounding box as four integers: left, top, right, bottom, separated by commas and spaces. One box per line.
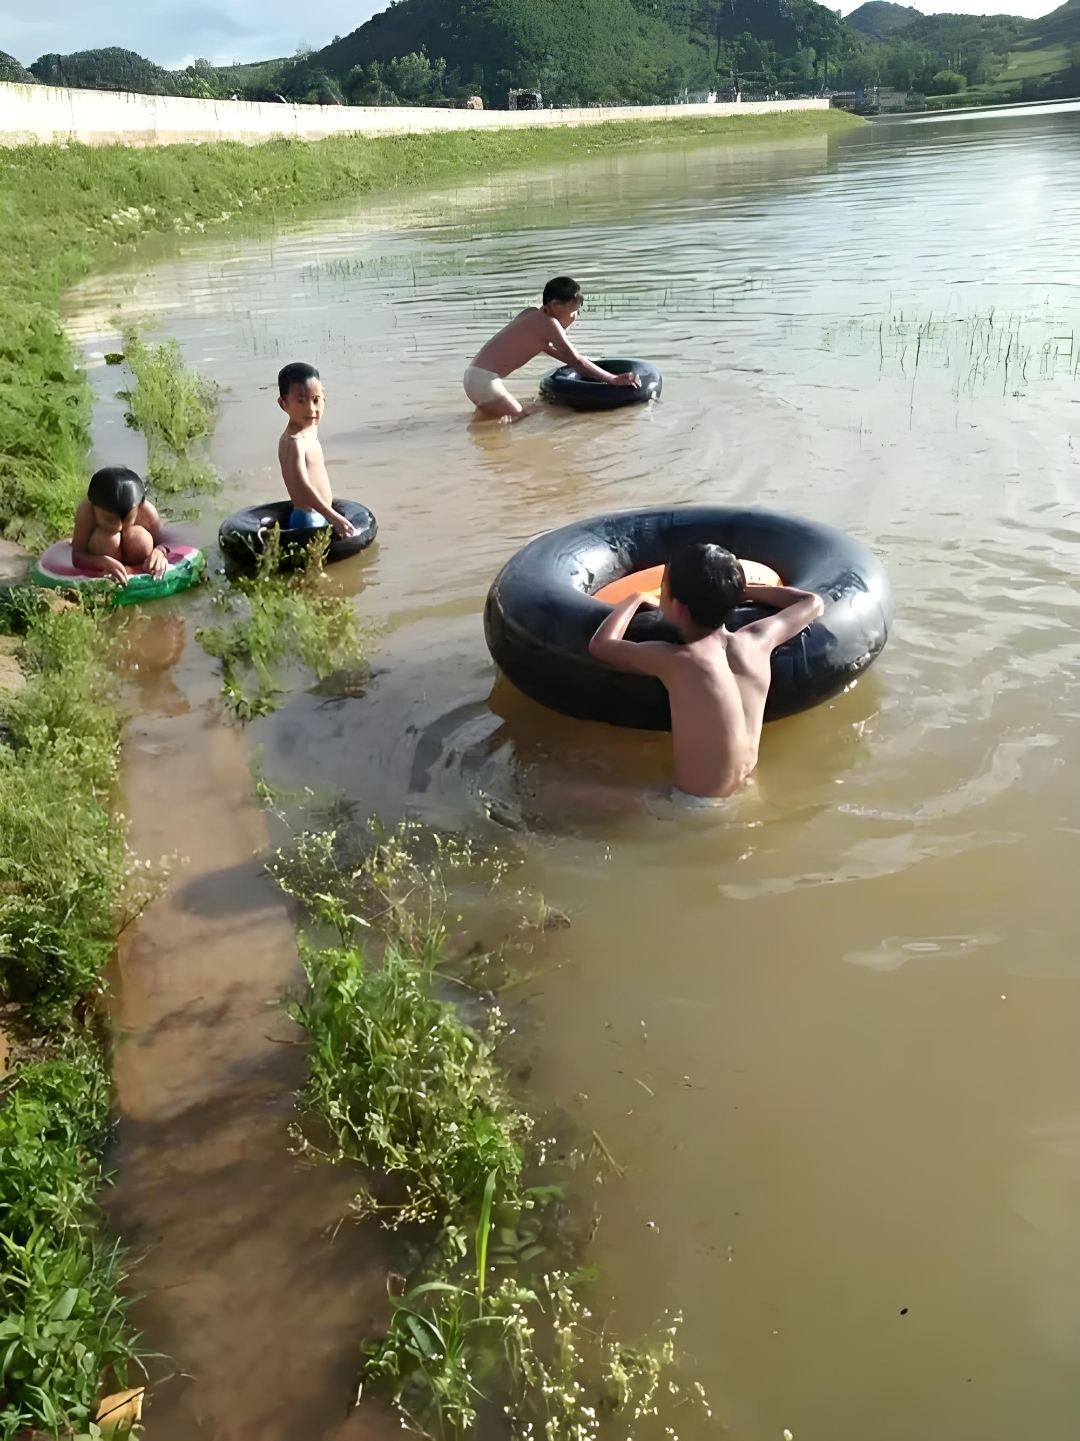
0, 107, 858, 541
117, 330, 220, 496
824, 304, 1080, 401
196, 528, 365, 718
271, 814, 711, 1439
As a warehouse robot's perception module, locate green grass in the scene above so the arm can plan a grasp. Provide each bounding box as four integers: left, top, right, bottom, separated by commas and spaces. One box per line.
270, 815, 711, 1439
117, 330, 220, 496
0, 107, 858, 543
0, 1035, 141, 1441
0, 595, 151, 1438
0, 596, 154, 1027
196, 528, 365, 718
1000, 43, 1072, 79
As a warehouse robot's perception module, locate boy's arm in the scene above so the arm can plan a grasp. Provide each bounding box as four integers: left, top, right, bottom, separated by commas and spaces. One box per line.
281, 438, 355, 538
543, 320, 640, 388
588, 594, 675, 676
139, 501, 169, 578
738, 585, 824, 650
71, 503, 127, 582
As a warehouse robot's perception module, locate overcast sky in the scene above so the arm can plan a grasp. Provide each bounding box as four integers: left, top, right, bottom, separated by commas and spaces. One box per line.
2, 0, 1067, 71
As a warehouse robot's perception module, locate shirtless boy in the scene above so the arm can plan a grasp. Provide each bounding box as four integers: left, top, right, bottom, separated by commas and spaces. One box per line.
464, 276, 641, 420
71, 466, 168, 586
589, 542, 824, 802
277, 362, 356, 539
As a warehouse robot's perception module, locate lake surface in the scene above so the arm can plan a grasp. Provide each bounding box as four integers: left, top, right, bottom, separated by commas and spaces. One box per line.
72, 103, 1080, 1440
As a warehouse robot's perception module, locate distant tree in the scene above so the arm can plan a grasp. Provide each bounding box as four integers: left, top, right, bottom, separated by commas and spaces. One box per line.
926, 68, 965, 94
384, 49, 447, 102
179, 57, 223, 99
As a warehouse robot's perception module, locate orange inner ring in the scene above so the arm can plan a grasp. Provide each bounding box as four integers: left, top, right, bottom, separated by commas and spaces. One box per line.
594, 560, 781, 607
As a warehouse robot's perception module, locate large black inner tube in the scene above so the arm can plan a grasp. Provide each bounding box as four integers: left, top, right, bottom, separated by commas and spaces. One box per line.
484, 505, 892, 727
539, 357, 662, 411
218, 499, 377, 566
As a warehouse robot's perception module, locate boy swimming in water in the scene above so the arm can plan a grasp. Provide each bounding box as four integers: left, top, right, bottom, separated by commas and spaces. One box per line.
588, 543, 824, 802
464, 276, 641, 420
277, 362, 356, 539
71, 466, 168, 586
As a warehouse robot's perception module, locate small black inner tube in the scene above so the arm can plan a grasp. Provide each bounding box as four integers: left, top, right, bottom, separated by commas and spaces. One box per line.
539, 357, 662, 411
484, 505, 892, 728
218, 499, 377, 567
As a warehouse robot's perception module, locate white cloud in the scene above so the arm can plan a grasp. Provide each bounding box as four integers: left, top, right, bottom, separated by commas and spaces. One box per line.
1, 0, 384, 69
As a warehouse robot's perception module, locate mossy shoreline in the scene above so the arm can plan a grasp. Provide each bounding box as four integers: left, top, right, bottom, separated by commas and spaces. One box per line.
0, 105, 860, 1434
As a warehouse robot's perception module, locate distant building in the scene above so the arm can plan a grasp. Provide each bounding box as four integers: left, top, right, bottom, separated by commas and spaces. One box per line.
834, 86, 925, 114
508, 88, 542, 110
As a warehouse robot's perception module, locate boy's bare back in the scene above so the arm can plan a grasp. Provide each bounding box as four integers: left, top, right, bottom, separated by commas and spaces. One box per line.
590, 582, 825, 799
471, 307, 569, 378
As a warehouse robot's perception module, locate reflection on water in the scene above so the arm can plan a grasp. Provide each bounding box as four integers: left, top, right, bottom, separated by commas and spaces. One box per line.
77, 104, 1080, 1438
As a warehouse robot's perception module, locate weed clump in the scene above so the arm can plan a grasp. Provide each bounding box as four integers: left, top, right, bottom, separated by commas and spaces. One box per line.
118, 330, 219, 495
0, 1034, 141, 1440
293, 939, 529, 1229
0, 596, 154, 1025
272, 815, 710, 1439
196, 528, 364, 718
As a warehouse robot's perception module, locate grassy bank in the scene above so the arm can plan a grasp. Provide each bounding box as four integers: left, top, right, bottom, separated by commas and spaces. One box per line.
0, 595, 149, 1437
271, 815, 711, 1438
0, 106, 859, 545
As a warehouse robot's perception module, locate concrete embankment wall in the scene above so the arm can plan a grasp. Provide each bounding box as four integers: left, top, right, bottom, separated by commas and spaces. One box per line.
0, 81, 829, 147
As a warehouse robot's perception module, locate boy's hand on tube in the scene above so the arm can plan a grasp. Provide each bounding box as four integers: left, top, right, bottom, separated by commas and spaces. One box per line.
102, 556, 129, 585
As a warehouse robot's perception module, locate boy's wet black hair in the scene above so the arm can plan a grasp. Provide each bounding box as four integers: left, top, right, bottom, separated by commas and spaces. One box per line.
278, 361, 321, 397
666, 542, 746, 632
88, 465, 145, 518
542, 276, 583, 306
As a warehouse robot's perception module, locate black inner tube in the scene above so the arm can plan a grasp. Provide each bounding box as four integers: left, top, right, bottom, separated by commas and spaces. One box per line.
484, 505, 892, 727
539, 357, 662, 411
218, 499, 377, 566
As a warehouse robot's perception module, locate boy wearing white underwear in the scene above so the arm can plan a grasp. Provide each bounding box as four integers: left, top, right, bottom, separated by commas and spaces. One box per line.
464, 276, 640, 420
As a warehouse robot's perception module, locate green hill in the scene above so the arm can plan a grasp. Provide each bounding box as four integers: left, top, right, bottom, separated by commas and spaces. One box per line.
834, 0, 1079, 103
845, 3, 921, 39
30, 47, 180, 93
312, 0, 853, 105
0, 50, 38, 83
1032, 0, 1080, 46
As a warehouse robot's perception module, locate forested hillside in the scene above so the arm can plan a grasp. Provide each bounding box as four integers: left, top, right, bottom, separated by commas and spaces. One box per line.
314, 0, 848, 105
842, 0, 1078, 102
6, 0, 1078, 110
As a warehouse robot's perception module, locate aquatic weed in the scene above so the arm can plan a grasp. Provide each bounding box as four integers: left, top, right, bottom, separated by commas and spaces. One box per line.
289, 938, 530, 1229
117, 330, 219, 495
275, 816, 711, 1438
196, 527, 364, 718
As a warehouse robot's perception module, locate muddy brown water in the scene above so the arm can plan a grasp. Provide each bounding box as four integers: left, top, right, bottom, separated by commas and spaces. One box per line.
68, 103, 1080, 1440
